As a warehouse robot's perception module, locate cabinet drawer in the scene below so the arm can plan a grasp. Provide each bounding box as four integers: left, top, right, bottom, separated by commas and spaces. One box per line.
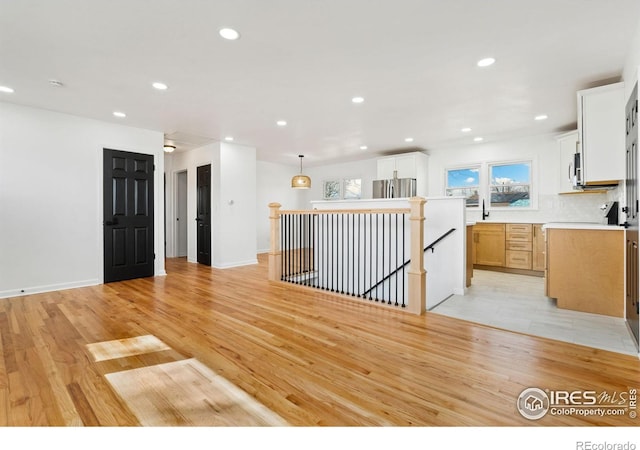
506, 231, 532, 242
473, 223, 505, 233
506, 250, 532, 269
506, 240, 532, 251
506, 224, 532, 233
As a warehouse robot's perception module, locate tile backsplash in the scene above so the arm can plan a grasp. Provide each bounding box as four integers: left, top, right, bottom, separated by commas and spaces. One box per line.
466, 191, 618, 224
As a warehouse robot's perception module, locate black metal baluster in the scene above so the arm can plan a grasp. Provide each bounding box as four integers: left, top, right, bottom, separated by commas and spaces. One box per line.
298, 214, 301, 283
385, 214, 392, 305
395, 213, 399, 306
351, 214, 355, 296
287, 214, 291, 282
369, 213, 372, 300
376, 214, 380, 301
340, 213, 343, 294
357, 213, 361, 297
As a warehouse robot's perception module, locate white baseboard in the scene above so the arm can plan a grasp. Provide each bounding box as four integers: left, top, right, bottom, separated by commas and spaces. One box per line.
0, 278, 100, 299
212, 259, 259, 269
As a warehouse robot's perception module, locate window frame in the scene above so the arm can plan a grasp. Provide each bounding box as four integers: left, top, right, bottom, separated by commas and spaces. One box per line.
444, 158, 537, 211
444, 164, 482, 208
487, 159, 535, 210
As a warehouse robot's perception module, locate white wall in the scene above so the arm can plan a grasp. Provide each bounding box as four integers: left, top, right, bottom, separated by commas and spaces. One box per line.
299, 157, 379, 206
0, 102, 165, 298
214, 142, 257, 268
428, 133, 607, 224
256, 161, 305, 253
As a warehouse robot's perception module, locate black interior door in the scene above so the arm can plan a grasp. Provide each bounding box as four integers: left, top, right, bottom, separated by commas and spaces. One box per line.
197, 164, 211, 266
625, 83, 639, 346
103, 149, 155, 282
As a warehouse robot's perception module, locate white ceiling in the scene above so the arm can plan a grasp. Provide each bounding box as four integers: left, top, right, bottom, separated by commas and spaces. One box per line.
1, 0, 639, 167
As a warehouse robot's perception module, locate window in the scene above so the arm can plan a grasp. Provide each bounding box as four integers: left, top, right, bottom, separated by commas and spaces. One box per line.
445, 166, 480, 207
489, 161, 531, 208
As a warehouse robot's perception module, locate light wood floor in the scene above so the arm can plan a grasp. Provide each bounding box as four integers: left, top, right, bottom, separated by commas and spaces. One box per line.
0, 254, 639, 426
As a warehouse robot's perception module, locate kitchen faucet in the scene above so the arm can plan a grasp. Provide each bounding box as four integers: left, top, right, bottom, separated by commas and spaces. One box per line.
482, 199, 490, 220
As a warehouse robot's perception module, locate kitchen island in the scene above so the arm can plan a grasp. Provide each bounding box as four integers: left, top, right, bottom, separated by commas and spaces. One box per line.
543, 222, 624, 317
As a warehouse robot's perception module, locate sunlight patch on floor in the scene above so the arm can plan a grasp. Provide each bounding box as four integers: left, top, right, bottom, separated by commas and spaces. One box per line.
86, 334, 171, 362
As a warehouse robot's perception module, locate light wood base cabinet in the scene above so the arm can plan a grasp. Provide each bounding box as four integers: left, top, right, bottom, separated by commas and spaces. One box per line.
473, 222, 544, 276
546, 228, 624, 317
472, 223, 505, 266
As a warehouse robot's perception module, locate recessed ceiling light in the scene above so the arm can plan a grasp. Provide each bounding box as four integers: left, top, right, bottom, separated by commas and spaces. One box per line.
360, 145, 368, 150
461, 127, 472, 133
477, 57, 496, 67
152, 82, 168, 90
163, 145, 176, 153
224, 136, 234, 141
219, 28, 240, 40
405, 137, 414, 143
352, 96, 364, 104
474, 137, 484, 142
276, 120, 287, 126
0, 86, 15, 93
113, 111, 126, 118
534, 114, 548, 121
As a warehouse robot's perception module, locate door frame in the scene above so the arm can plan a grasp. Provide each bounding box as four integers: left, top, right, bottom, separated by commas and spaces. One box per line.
174, 169, 188, 258
100, 146, 165, 283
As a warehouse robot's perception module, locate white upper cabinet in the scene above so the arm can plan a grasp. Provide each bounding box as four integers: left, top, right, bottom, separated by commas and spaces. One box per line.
557, 130, 579, 193
577, 82, 625, 185
376, 151, 429, 196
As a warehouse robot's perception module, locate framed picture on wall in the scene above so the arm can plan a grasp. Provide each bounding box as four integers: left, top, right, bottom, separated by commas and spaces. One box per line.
323, 180, 341, 200
343, 178, 362, 199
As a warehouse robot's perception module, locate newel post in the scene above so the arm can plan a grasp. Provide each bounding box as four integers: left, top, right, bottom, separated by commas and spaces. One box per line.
407, 197, 426, 315
268, 202, 282, 282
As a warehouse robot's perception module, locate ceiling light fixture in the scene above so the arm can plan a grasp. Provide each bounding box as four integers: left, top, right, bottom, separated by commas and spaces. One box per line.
352, 96, 364, 104
0, 86, 15, 93
477, 57, 496, 67
219, 28, 240, 40
48, 80, 64, 87
224, 136, 234, 141
405, 137, 414, 143
113, 111, 126, 118
152, 82, 168, 90
291, 155, 311, 189
534, 114, 548, 121
461, 127, 472, 133
474, 137, 484, 142
360, 145, 368, 150
163, 145, 176, 153
277, 120, 287, 126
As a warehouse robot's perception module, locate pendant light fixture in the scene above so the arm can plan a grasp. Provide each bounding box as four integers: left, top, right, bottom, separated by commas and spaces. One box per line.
291, 154, 311, 189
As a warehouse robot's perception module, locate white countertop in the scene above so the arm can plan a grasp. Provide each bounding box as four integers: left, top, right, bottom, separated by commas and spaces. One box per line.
542, 222, 624, 231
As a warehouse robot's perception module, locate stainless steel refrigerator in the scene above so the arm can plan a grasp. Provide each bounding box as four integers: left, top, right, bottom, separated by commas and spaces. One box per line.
372, 176, 417, 198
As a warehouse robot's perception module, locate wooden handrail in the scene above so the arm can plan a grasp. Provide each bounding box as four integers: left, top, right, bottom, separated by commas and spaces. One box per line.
279, 208, 411, 215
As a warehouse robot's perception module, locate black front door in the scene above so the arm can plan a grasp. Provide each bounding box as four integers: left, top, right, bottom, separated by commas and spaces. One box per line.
103, 149, 155, 282
197, 164, 211, 266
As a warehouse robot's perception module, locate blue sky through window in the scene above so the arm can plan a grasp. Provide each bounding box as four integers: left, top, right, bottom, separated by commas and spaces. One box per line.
491, 163, 530, 184
447, 168, 479, 188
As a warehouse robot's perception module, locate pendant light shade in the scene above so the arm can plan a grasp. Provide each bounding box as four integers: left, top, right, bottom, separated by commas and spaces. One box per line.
291, 154, 311, 189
